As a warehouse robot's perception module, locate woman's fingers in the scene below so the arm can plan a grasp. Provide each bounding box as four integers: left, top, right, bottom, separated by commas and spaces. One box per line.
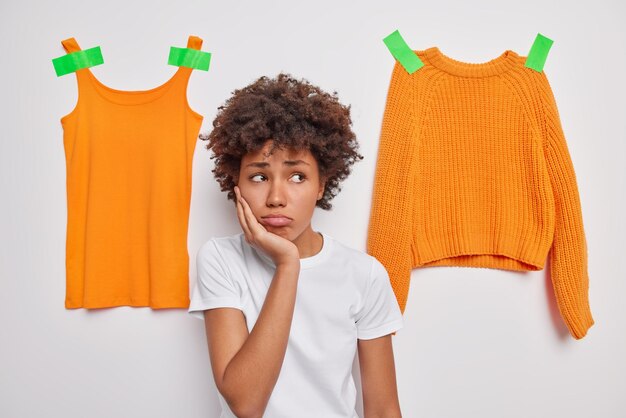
240, 191, 266, 237
234, 186, 298, 266
234, 187, 252, 241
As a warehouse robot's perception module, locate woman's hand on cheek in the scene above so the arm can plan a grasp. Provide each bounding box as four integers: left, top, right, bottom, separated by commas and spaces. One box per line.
234, 186, 299, 267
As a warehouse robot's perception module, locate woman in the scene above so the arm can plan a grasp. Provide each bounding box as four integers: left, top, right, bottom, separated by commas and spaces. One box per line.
188, 73, 404, 418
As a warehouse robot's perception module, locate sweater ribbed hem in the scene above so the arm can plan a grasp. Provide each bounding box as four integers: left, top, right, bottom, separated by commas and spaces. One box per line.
415, 252, 544, 271
411, 232, 549, 272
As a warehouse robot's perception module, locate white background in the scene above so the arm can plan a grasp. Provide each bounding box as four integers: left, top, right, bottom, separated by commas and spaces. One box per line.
1, 0, 624, 417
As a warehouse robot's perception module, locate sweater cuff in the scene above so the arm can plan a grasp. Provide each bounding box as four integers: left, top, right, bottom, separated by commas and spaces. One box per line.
567, 307, 595, 340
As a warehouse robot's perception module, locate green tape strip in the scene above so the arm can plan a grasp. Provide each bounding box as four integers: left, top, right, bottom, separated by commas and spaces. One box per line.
168, 47, 211, 71
52, 46, 104, 77
525, 33, 554, 72
383, 30, 423, 74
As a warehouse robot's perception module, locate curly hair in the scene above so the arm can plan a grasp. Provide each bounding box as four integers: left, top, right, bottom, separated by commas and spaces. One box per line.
200, 72, 363, 210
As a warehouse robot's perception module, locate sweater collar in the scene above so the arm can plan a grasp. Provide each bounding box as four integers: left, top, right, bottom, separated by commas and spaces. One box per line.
423, 46, 519, 78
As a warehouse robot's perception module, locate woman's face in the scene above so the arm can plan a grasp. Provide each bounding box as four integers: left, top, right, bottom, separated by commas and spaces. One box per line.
236, 139, 324, 243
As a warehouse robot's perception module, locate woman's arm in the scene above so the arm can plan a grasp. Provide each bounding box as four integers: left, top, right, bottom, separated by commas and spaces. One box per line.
203, 186, 300, 418
204, 261, 299, 418
358, 335, 403, 418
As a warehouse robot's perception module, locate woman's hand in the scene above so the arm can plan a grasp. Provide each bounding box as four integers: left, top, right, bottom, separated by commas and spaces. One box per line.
234, 186, 300, 267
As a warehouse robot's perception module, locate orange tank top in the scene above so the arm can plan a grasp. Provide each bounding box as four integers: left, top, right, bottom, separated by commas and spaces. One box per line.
60, 36, 204, 309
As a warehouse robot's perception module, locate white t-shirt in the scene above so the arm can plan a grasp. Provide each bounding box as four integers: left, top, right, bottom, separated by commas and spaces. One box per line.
188, 231, 404, 418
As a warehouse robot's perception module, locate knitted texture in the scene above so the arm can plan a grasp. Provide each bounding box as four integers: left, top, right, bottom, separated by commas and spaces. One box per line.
366, 47, 594, 339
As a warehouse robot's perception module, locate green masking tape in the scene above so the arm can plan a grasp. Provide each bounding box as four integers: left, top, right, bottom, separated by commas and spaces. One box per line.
52, 46, 104, 77
383, 30, 423, 74
168, 46, 211, 71
525, 33, 554, 72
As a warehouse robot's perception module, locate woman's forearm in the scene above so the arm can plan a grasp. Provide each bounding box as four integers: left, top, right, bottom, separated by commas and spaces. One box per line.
221, 261, 300, 418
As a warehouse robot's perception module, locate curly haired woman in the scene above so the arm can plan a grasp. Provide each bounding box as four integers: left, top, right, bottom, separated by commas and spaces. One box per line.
188, 73, 404, 418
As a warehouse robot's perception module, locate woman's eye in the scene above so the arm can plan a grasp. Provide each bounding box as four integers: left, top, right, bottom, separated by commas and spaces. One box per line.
291, 173, 306, 183
249, 173, 305, 183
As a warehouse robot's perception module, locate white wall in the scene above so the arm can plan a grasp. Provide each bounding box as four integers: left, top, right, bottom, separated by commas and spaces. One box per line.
1, 0, 624, 417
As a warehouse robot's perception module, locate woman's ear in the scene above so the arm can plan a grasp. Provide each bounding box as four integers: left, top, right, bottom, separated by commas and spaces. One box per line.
317, 178, 326, 201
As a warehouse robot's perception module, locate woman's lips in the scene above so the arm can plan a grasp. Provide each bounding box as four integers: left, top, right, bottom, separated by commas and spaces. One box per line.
260, 216, 292, 227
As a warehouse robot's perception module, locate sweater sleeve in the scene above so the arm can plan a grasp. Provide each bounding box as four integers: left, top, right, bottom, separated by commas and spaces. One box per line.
366, 60, 416, 314
538, 72, 594, 339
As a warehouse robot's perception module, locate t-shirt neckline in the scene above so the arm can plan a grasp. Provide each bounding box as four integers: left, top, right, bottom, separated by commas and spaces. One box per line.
250, 231, 332, 270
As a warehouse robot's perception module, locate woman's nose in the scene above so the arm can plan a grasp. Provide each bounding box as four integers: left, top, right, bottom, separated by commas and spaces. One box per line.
266, 181, 287, 207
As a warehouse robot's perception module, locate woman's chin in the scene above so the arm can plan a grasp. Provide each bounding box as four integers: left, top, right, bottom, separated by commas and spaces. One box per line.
266, 225, 291, 238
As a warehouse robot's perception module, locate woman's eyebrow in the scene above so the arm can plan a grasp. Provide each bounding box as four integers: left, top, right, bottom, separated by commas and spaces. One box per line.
245, 160, 310, 168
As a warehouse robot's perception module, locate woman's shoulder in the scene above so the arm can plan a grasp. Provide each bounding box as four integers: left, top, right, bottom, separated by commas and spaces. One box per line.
198, 232, 246, 260
323, 233, 380, 268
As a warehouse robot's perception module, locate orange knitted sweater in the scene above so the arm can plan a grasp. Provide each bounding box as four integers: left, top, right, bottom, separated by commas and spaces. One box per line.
366, 47, 594, 339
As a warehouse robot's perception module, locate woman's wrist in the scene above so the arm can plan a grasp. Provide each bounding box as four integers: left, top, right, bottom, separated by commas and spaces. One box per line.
274, 257, 300, 272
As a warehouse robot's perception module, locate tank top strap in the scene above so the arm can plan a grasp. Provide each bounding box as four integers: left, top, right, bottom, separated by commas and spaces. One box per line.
186, 35, 203, 50
173, 36, 204, 82
175, 35, 204, 84
59, 37, 91, 102
173, 36, 204, 118
61, 37, 82, 54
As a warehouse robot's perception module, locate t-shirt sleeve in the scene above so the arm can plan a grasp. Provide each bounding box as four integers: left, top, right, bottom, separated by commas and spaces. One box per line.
188, 239, 244, 320
355, 257, 405, 339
